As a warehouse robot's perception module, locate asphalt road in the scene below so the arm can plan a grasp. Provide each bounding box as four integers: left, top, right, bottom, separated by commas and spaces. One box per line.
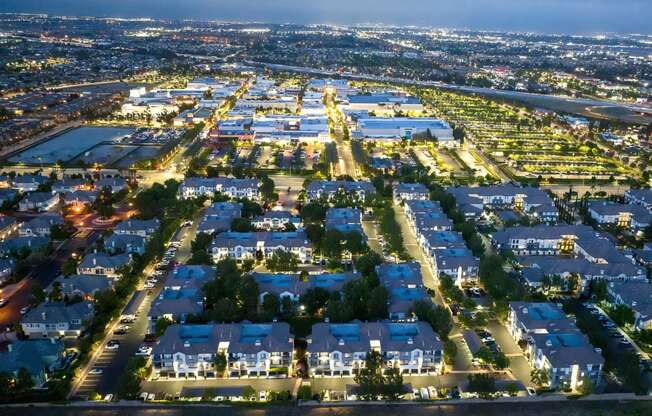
0, 230, 100, 332
72, 214, 199, 397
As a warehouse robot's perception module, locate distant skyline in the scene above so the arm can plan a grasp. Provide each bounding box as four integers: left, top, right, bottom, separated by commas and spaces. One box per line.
2, 0, 652, 35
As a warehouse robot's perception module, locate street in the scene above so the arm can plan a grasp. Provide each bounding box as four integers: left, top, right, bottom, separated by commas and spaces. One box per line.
70, 206, 201, 397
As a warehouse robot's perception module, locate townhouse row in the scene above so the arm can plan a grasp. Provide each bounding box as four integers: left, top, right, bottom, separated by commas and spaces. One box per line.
151, 320, 444, 379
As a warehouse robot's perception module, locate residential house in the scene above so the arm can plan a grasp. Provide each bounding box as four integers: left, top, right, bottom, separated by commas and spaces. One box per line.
253, 272, 359, 304
210, 231, 313, 263
0, 236, 48, 256
63, 190, 98, 211
197, 202, 243, 235
179, 177, 260, 200
606, 281, 652, 330
18, 192, 59, 212
307, 321, 443, 377
114, 218, 160, 239
104, 233, 147, 255
325, 208, 363, 235
19, 214, 64, 237
12, 175, 48, 193
0, 258, 16, 285
393, 183, 429, 203
148, 287, 204, 334
0, 340, 65, 387
51, 177, 89, 194
95, 176, 127, 193
508, 302, 604, 390
21, 301, 95, 338
376, 262, 429, 320
448, 185, 558, 223
306, 181, 376, 202
588, 201, 652, 232
50, 274, 114, 299
252, 211, 301, 231
152, 323, 294, 379
624, 189, 652, 211
0, 215, 19, 240
77, 252, 131, 278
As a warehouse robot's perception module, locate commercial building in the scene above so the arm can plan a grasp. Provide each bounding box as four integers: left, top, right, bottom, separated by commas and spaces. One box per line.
356, 117, 455, 145
344, 93, 424, 113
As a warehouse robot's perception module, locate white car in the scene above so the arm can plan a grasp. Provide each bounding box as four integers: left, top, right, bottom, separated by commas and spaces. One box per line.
135, 346, 152, 356
106, 340, 120, 350
104, 394, 114, 402
89, 368, 103, 375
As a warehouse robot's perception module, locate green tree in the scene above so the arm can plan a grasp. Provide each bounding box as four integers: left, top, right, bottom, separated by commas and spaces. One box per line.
48, 281, 63, 302
0, 372, 12, 397
443, 340, 457, 365
579, 375, 594, 395
61, 258, 78, 276
266, 249, 299, 272
592, 279, 608, 302
467, 373, 496, 399
297, 385, 312, 401
242, 385, 256, 400
354, 350, 384, 400
15, 368, 34, 392
530, 368, 550, 387
494, 351, 510, 370
262, 293, 280, 320
609, 304, 635, 327
382, 367, 404, 401
214, 352, 227, 377
366, 286, 389, 320
300, 287, 330, 315
117, 357, 150, 400
300, 202, 327, 223
475, 346, 494, 365
154, 317, 173, 337
188, 232, 213, 265
231, 218, 254, 232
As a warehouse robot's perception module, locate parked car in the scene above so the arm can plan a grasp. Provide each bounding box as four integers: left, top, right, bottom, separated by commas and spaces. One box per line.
106, 340, 120, 350
89, 368, 103, 375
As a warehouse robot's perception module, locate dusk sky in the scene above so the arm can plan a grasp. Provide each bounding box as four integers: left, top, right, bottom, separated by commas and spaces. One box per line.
2, 0, 652, 35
